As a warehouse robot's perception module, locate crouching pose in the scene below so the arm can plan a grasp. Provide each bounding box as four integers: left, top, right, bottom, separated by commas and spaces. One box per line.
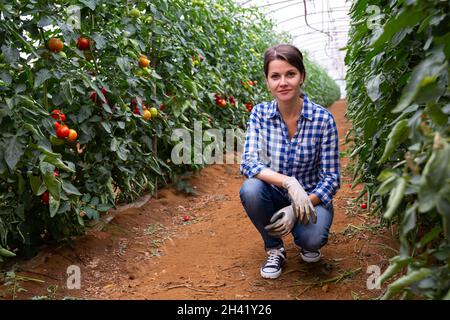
239, 44, 340, 279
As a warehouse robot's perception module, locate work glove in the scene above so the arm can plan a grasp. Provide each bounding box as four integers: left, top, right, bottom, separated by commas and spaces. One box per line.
282, 177, 317, 225
264, 205, 296, 237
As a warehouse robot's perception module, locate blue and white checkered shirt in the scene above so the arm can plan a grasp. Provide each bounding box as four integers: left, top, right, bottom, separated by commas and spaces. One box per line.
240, 94, 340, 206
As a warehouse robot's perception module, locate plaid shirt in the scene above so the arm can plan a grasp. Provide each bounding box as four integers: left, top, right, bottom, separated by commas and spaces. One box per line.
240, 94, 340, 206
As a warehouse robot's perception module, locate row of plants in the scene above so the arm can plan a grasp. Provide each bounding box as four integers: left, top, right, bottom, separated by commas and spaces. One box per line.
345, 0, 449, 299
0, 0, 340, 261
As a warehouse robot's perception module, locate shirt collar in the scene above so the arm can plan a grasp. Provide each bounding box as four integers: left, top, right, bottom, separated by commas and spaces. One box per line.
267, 93, 314, 121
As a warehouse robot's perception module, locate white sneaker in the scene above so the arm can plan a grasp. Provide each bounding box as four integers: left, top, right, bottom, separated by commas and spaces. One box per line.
300, 249, 322, 263
260, 248, 286, 279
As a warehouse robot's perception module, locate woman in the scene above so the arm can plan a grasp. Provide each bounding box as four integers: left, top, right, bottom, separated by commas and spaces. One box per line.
239, 44, 340, 279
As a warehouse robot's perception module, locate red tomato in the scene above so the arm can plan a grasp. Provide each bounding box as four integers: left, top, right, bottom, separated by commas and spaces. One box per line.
51, 109, 61, 120
41, 191, 50, 204
47, 38, 64, 53
66, 129, 78, 142
56, 125, 70, 139
77, 37, 90, 50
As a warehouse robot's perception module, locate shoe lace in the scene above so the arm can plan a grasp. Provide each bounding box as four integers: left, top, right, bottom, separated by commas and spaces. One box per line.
266, 249, 283, 266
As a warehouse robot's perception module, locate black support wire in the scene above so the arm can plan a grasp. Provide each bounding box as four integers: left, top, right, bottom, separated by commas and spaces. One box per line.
276, 8, 349, 25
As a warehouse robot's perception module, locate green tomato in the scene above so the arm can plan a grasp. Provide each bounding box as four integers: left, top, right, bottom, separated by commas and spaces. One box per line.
142, 67, 152, 76
130, 8, 141, 18
145, 15, 153, 24
59, 51, 67, 59
135, 69, 145, 77
150, 107, 158, 118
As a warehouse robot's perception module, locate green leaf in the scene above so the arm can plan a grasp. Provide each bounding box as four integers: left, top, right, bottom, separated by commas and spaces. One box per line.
401, 204, 417, 236
4, 133, 25, 171
81, 194, 91, 203
382, 268, 432, 300
116, 57, 131, 74
61, 180, 82, 196
34, 69, 51, 88
378, 120, 409, 163
1, 45, 20, 64
417, 226, 442, 248
29, 175, 42, 195
371, 6, 423, 51
79, 0, 96, 10
100, 122, 111, 133
42, 155, 75, 173
97, 203, 113, 212
0, 71, 12, 85
365, 74, 382, 102
43, 172, 61, 201
383, 177, 407, 219
116, 145, 129, 161
152, 70, 162, 80
426, 102, 448, 126
84, 207, 99, 220
90, 196, 99, 206
62, 81, 73, 104
393, 48, 447, 113
92, 33, 106, 49
49, 193, 60, 218
0, 247, 16, 257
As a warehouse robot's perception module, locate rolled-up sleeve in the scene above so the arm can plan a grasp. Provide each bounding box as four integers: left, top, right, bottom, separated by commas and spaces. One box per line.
311, 114, 340, 206
240, 107, 268, 178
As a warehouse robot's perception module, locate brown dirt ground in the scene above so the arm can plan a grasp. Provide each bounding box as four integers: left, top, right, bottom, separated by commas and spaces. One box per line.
0, 100, 398, 300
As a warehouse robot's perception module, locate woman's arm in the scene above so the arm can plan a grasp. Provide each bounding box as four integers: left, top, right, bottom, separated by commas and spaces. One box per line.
256, 168, 322, 206
310, 113, 340, 206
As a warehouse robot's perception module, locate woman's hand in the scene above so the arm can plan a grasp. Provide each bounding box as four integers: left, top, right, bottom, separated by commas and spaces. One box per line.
282, 177, 317, 224
264, 205, 296, 237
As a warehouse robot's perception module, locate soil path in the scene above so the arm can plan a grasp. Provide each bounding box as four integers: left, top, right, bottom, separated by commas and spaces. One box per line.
1, 100, 397, 300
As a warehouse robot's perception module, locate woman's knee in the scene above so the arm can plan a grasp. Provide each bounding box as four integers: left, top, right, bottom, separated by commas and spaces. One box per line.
295, 233, 328, 251
239, 178, 266, 202
293, 204, 333, 251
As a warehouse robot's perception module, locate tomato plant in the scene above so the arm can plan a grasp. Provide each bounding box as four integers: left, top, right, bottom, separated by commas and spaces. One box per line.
0, 0, 340, 262
346, 0, 450, 299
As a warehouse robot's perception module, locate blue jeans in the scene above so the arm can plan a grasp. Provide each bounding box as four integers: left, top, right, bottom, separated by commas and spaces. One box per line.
239, 178, 334, 251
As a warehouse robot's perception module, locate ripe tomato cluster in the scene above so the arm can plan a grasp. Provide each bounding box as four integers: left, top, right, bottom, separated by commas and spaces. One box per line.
214, 93, 236, 108
241, 80, 257, 90
245, 101, 253, 112
214, 93, 228, 108
214, 94, 241, 109
90, 87, 108, 106
131, 98, 159, 121
51, 109, 77, 143
228, 95, 236, 106
47, 36, 93, 54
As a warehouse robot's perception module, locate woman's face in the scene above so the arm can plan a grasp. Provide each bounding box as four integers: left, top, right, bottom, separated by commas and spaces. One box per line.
266, 59, 304, 103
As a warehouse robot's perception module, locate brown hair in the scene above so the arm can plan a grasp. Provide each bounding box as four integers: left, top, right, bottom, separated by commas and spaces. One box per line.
263, 44, 306, 81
